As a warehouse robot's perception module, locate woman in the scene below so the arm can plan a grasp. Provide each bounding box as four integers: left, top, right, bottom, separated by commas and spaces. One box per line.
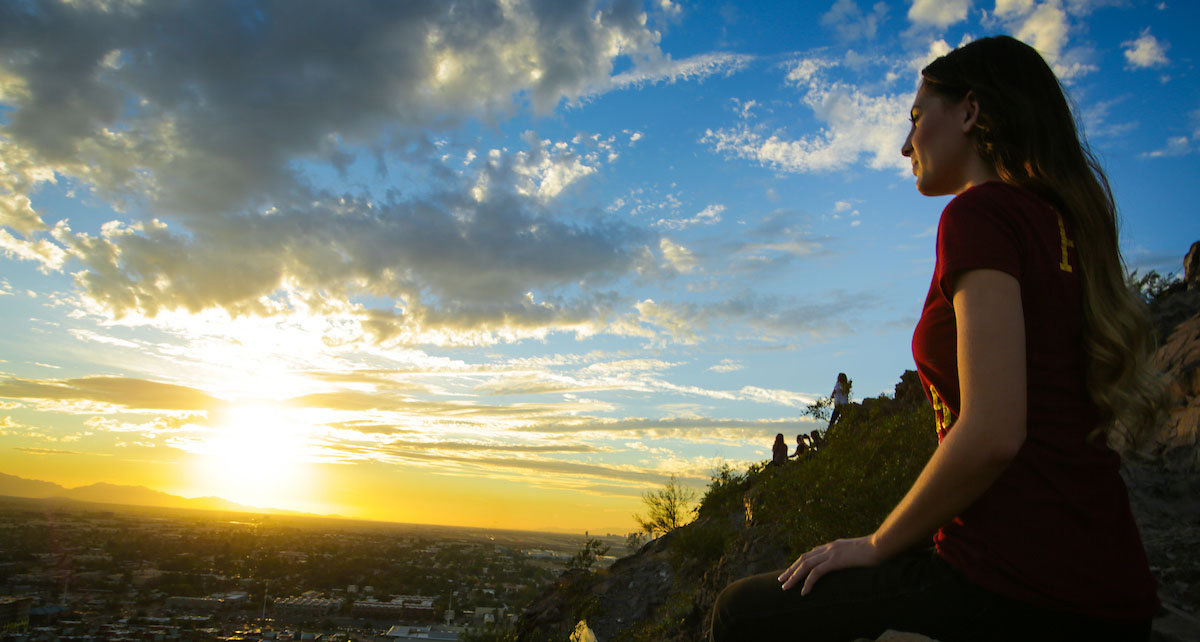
710, 36, 1162, 642
771, 432, 789, 466
828, 372, 850, 429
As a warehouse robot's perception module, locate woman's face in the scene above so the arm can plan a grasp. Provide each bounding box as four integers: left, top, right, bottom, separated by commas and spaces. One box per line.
901, 83, 976, 196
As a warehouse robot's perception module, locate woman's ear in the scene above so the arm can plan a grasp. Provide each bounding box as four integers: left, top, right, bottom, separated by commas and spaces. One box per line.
961, 90, 981, 133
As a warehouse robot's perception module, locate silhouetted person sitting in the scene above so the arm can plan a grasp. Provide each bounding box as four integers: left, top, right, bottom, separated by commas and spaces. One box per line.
771, 433, 788, 466
792, 433, 808, 460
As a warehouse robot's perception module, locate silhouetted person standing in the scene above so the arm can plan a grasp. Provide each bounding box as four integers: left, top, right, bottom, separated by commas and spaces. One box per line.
829, 372, 849, 429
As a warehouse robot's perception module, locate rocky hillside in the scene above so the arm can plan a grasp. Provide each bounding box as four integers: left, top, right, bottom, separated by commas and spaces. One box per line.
513, 253, 1200, 642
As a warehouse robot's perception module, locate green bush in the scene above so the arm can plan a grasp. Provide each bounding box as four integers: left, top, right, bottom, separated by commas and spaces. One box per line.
697, 463, 750, 518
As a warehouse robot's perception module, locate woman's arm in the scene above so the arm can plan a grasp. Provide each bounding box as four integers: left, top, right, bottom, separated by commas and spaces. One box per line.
779, 268, 1027, 593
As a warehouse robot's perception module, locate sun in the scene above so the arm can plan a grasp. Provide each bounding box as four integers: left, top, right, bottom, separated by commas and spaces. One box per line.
188, 403, 317, 510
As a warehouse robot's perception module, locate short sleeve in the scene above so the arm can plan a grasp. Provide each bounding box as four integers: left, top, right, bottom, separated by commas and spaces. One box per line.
935, 183, 1024, 302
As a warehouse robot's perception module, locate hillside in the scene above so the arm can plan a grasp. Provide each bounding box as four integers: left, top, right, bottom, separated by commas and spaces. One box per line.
512, 284, 1200, 641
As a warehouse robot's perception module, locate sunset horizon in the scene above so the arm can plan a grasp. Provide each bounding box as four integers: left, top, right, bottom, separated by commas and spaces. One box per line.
2, 0, 1197, 538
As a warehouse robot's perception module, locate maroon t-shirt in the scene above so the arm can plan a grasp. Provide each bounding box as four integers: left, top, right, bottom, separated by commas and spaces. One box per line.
911, 181, 1159, 618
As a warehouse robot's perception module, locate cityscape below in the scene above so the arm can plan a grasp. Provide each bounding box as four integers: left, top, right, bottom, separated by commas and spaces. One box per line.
0, 495, 628, 642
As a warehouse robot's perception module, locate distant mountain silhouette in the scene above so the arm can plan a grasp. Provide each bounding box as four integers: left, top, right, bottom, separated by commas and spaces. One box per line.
0, 472, 295, 515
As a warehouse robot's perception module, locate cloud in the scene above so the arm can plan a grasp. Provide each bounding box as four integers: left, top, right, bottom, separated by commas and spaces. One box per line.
0, 136, 56, 236
708, 359, 743, 373
507, 131, 599, 201
659, 238, 698, 273
0, 227, 68, 271
608, 52, 753, 90
822, 0, 889, 41
988, 1, 1096, 79
1140, 136, 1192, 159
994, 0, 1034, 16
656, 204, 725, 230
1079, 98, 1137, 140
703, 57, 911, 174
635, 290, 867, 344
13, 447, 94, 455
1123, 28, 1169, 69
44, 145, 656, 344
516, 415, 816, 439
365, 446, 706, 488
907, 0, 971, 28
0, 0, 672, 222
348, 438, 606, 455
0, 375, 220, 411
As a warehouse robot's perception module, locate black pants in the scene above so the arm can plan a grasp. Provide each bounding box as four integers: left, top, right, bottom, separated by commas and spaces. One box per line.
709, 548, 1151, 642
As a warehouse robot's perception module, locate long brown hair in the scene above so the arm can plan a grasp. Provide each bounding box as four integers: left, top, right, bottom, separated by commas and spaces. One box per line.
921, 36, 1162, 450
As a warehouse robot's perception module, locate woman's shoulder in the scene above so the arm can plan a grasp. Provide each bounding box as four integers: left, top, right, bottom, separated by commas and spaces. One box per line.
948, 180, 1052, 214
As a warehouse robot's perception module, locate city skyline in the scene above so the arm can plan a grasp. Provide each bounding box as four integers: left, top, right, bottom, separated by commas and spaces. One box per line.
1, 0, 1198, 533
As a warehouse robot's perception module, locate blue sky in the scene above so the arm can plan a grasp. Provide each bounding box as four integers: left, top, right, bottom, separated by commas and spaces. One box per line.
0, 0, 1197, 533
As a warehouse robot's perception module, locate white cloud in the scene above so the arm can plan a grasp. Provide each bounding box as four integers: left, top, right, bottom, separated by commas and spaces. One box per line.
1014, 3, 1069, 63
1141, 136, 1192, 159
822, 0, 889, 41
656, 204, 725, 230
659, 238, 698, 273
1123, 28, 1170, 69
510, 132, 598, 201
704, 59, 911, 174
0, 227, 68, 271
608, 52, 754, 91
994, 0, 1034, 17
908, 0, 971, 28
708, 359, 743, 373
989, 1, 1096, 80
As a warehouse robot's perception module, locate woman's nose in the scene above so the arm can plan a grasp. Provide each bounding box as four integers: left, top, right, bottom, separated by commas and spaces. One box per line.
901, 130, 913, 157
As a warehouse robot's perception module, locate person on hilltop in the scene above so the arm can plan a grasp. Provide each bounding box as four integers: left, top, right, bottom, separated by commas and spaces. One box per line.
808, 429, 824, 452
828, 372, 850, 429
792, 433, 809, 460
771, 433, 789, 467
711, 35, 1161, 642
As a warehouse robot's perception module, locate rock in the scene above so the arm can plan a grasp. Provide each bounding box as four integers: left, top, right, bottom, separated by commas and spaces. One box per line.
1186, 241, 1200, 290
876, 632, 939, 642
1152, 313, 1200, 471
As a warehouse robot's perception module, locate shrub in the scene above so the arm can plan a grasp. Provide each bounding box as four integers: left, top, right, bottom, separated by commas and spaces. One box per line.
634, 475, 698, 537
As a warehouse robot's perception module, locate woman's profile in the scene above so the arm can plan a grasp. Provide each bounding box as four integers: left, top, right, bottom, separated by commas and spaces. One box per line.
710, 35, 1162, 642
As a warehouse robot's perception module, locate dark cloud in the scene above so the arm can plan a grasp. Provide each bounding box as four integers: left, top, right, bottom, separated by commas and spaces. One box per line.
637, 289, 871, 343
335, 441, 703, 486
0, 0, 662, 216
292, 390, 568, 418
0, 375, 220, 410
364, 438, 605, 454
514, 416, 808, 436
53, 169, 650, 340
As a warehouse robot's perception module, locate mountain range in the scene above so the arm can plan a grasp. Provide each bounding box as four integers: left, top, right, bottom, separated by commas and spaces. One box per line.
0, 472, 295, 515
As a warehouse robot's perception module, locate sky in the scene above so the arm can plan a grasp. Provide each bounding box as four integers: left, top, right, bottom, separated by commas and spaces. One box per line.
0, 0, 1197, 535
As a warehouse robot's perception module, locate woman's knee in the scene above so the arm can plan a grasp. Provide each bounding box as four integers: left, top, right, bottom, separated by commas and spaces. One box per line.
709, 572, 781, 641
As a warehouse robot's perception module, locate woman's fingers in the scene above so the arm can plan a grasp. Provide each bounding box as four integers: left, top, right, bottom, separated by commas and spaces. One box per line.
800, 559, 830, 596
779, 546, 829, 591
778, 538, 878, 594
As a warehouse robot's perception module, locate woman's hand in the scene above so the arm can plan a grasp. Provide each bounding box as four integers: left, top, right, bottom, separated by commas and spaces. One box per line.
777, 536, 883, 595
